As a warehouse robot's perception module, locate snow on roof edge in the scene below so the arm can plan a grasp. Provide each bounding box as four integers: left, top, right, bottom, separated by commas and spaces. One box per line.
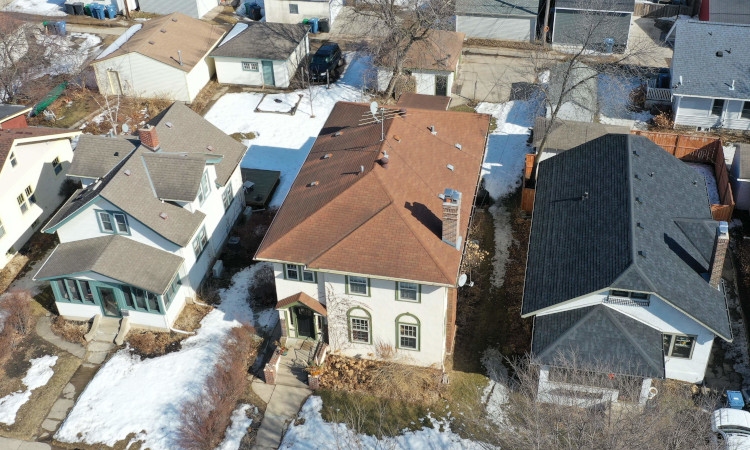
96, 24, 143, 60
219, 23, 248, 47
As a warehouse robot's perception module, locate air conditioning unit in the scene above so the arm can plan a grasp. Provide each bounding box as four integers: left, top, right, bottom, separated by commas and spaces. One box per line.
212, 260, 224, 278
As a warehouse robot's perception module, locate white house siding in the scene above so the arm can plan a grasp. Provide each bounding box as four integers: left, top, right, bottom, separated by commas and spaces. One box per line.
93, 53, 190, 102
273, 264, 449, 367
214, 35, 308, 88
456, 15, 536, 41
0, 138, 75, 269
185, 52, 217, 102
329, 0, 343, 24
538, 292, 717, 383
138, 0, 218, 18
674, 96, 750, 131
264, 0, 331, 24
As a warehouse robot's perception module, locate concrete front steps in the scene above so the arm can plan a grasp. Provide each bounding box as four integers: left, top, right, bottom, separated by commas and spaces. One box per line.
83, 315, 126, 365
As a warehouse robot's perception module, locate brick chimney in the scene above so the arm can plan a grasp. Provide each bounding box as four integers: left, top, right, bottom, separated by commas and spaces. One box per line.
442, 188, 462, 250
139, 125, 159, 150
709, 221, 730, 289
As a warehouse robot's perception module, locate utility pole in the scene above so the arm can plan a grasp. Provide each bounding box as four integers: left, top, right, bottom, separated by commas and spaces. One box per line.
542, 0, 551, 45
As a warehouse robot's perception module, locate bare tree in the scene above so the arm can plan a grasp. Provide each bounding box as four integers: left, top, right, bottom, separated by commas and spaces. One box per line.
350, 0, 453, 99
90, 93, 122, 136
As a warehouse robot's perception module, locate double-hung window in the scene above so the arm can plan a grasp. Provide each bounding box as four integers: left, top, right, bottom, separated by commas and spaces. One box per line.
222, 182, 234, 211
285, 264, 300, 280
347, 276, 369, 296
197, 171, 211, 205
711, 99, 725, 116
17, 193, 28, 214
125, 286, 161, 313
25, 185, 36, 204
398, 323, 419, 350
97, 211, 129, 234
242, 61, 259, 72
662, 334, 696, 359
9, 151, 16, 167
52, 156, 62, 175
192, 226, 208, 258
397, 282, 419, 302
301, 267, 316, 282
350, 317, 370, 343
284, 264, 316, 283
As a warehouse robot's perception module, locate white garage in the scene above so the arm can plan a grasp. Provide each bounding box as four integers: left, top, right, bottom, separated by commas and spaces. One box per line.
456, 0, 539, 42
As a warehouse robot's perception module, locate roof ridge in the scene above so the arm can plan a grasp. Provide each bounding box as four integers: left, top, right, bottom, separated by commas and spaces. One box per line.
140, 154, 159, 199
602, 307, 664, 376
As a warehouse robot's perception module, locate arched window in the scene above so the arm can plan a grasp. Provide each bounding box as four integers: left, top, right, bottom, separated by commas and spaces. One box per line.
347, 307, 372, 344
395, 313, 420, 351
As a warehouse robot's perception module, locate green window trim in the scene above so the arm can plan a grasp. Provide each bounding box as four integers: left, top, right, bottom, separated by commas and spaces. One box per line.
95, 209, 131, 235
197, 170, 211, 205
347, 307, 372, 344
123, 285, 163, 314
192, 226, 208, 259
283, 264, 317, 283
346, 275, 370, 296
395, 313, 420, 351
395, 281, 421, 302
52, 278, 96, 305
222, 182, 234, 211
163, 273, 182, 309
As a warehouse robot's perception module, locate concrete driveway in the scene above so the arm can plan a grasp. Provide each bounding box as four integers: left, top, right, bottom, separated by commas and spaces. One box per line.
453, 46, 538, 105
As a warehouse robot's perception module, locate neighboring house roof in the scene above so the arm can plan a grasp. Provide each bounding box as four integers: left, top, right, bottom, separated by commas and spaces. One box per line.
533, 117, 630, 151
523, 134, 732, 341
736, 144, 750, 180
546, 62, 598, 120
455, 0, 539, 17
35, 235, 183, 294
0, 104, 31, 122
68, 135, 139, 179
276, 292, 327, 316
94, 12, 226, 72
533, 305, 665, 378
256, 102, 490, 286
707, 0, 750, 25
378, 30, 465, 72
209, 22, 307, 61
672, 21, 750, 101
44, 102, 247, 247
241, 168, 281, 207
554, 0, 635, 12
0, 127, 80, 174
396, 93, 451, 110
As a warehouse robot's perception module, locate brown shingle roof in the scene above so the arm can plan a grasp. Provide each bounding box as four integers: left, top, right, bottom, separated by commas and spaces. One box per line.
256, 102, 490, 286
95, 13, 226, 72
0, 127, 80, 174
276, 292, 327, 316
378, 30, 465, 72
397, 93, 451, 110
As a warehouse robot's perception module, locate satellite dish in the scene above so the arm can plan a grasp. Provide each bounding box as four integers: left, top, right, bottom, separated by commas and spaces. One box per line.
370, 101, 380, 122
458, 273, 468, 287
121, 124, 130, 134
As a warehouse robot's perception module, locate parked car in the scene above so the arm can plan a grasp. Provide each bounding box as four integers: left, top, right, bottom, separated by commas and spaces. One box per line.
309, 43, 343, 82
712, 408, 750, 449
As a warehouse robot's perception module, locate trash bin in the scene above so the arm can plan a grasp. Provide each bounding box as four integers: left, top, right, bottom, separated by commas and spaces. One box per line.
64, 2, 75, 14
105, 4, 117, 18
318, 18, 329, 33
728, 391, 745, 409
90, 3, 105, 19
310, 17, 319, 34
55, 21, 67, 36
72, 2, 84, 14
249, 3, 262, 21
83, 3, 91, 15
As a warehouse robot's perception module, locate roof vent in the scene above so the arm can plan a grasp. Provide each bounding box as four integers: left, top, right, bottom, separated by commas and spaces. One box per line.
637, 222, 644, 229
160, 28, 166, 33
447, 164, 454, 171
438, 193, 446, 200
692, 180, 698, 185
114, 151, 119, 157
165, 122, 173, 128
393, 135, 401, 142
638, 250, 646, 258
124, 169, 132, 176
207, 145, 214, 152
649, 172, 654, 177
160, 212, 168, 220
334, 131, 342, 137
430, 126, 436, 135
731, 79, 736, 90
171, 17, 178, 21
148, 40, 155, 45
359, 165, 364, 174
455, 143, 462, 150
581, 191, 589, 201
632, 150, 639, 157
636, 197, 643, 204
308, 181, 319, 187
634, 173, 641, 180
716, 51, 723, 57
322, 153, 332, 159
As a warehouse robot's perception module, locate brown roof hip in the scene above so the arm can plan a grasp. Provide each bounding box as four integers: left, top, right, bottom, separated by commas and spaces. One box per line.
276, 292, 327, 316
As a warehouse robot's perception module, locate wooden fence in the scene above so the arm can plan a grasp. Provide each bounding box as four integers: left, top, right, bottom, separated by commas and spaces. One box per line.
633, 2, 692, 18
521, 154, 536, 213
631, 130, 735, 221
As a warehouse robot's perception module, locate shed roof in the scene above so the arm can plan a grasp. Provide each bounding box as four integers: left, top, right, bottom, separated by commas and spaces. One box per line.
94, 12, 226, 72
241, 168, 280, 207
397, 93, 452, 110
256, 101, 490, 286
554, 0, 635, 12
34, 235, 183, 294
672, 21, 750, 100
737, 144, 750, 180
523, 134, 732, 341
533, 117, 630, 151
377, 30, 465, 72
455, 0, 539, 17
707, 0, 750, 25
210, 22, 307, 61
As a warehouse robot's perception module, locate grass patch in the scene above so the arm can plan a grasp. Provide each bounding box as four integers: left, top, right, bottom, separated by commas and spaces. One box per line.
126, 303, 211, 358
230, 132, 257, 142
31, 92, 100, 129
449, 104, 477, 113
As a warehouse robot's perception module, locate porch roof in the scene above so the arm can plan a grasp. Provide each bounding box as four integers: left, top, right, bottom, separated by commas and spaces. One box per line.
34, 235, 183, 295
276, 292, 327, 317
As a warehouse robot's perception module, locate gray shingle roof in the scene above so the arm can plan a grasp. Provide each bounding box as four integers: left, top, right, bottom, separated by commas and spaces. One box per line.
141, 153, 207, 202
708, 0, 750, 25
0, 104, 30, 121
210, 22, 307, 61
34, 235, 183, 294
554, 0, 634, 12
533, 305, 665, 378
533, 117, 630, 151
523, 134, 732, 340
736, 144, 750, 179
672, 21, 750, 100
455, 0, 539, 17
68, 135, 139, 179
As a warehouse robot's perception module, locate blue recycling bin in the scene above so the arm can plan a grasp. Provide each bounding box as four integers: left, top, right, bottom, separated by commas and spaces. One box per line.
728, 391, 745, 409
55, 21, 67, 36
105, 4, 116, 18
90, 3, 105, 19
309, 17, 319, 34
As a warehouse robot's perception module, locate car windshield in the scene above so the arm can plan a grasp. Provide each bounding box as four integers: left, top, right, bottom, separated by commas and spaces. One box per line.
312, 55, 329, 64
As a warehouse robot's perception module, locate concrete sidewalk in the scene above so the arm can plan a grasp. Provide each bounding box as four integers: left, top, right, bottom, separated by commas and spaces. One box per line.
253, 384, 310, 449
0, 437, 49, 450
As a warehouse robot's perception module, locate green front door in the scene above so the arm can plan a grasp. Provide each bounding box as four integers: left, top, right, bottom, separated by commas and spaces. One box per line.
97, 287, 120, 317
261, 60, 275, 86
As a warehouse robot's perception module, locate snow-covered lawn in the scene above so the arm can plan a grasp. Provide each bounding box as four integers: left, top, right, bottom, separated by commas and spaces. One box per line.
256, 93, 302, 114
598, 74, 653, 127
41, 32, 102, 78
217, 404, 255, 450
0, 355, 57, 425
280, 396, 484, 449
55, 263, 269, 449
204, 53, 373, 208
3, 0, 65, 15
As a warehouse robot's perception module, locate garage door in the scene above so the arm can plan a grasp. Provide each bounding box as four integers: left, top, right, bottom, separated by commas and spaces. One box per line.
456, 15, 536, 41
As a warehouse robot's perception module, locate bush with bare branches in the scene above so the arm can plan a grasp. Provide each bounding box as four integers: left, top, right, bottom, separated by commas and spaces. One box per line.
653, 111, 675, 130
2, 290, 33, 336
50, 316, 88, 345
251, 265, 277, 309
176, 324, 258, 450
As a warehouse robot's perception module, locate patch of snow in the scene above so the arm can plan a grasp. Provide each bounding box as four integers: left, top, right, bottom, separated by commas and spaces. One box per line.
481, 349, 509, 426
204, 52, 374, 208
490, 205, 514, 287
55, 264, 268, 449
280, 396, 484, 449
216, 404, 254, 450
219, 23, 248, 47
724, 143, 736, 170
0, 355, 58, 425
3, 0, 65, 16
598, 74, 652, 127
686, 162, 720, 205
254, 308, 278, 332
39, 32, 102, 78
538, 70, 550, 84
256, 93, 301, 114
97, 24, 143, 60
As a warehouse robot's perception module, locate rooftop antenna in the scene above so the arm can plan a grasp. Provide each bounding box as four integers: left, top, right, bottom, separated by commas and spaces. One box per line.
177, 50, 183, 66
359, 101, 402, 142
